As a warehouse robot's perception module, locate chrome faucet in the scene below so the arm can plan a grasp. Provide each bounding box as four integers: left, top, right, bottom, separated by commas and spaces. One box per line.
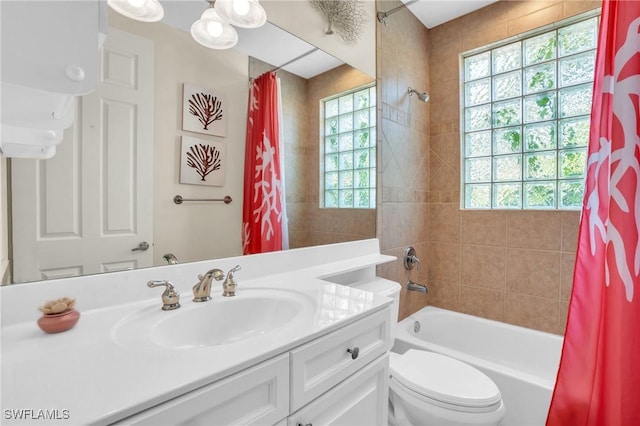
162, 253, 179, 264
147, 280, 181, 310
192, 269, 225, 302
222, 265, 241, 297
407, 280, 428, 294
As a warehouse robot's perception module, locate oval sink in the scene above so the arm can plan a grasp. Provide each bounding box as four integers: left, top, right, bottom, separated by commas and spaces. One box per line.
113, 288, 314, 351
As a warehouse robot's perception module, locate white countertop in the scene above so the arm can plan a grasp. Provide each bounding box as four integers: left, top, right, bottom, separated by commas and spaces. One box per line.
1, 240, 395, 425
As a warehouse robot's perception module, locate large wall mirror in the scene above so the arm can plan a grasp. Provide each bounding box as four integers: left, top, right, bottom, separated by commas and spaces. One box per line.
1, 0, 376, 285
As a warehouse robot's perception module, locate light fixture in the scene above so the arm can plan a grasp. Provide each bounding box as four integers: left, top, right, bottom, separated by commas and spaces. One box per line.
214, 0, 267, 28
107, 0, 164, 22
109, 0, 266, 50
191, 1, 239, 50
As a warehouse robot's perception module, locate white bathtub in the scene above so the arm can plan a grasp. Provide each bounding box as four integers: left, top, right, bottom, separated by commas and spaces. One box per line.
392, 306, 563, 426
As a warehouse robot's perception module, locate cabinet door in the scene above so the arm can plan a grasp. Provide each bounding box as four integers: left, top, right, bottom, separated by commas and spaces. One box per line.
290, 307, 390, 411
114, 354, 289, 426
287, 354, 389, 426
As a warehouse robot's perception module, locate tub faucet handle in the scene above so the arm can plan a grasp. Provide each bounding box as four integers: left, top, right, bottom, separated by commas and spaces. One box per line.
404, 246, 421, 271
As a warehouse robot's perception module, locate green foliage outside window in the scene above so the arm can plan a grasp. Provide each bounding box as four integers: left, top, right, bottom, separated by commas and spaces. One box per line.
463, 14, 597, 210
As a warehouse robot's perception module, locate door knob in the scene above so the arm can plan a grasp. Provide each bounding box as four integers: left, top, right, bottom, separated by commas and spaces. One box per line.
132, 241, 150, 252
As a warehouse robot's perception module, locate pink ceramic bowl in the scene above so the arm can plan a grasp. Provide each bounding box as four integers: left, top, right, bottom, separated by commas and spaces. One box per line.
37, 309, 80, 334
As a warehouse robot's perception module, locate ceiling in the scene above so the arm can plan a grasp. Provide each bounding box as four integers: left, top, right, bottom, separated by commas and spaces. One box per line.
401, 0, 498, 29
161, 0, 498, 79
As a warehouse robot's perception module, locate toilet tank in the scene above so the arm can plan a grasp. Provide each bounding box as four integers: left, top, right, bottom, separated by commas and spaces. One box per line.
350, 278, 402, 339
320, 268, 402, 339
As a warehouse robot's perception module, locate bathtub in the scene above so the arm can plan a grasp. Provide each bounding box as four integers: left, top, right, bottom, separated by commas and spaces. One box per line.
392, 306, 563, 426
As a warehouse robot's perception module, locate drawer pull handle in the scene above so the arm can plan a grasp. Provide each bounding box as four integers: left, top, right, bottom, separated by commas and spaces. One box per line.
347, 347, 359, 360
296, 423, 312, 426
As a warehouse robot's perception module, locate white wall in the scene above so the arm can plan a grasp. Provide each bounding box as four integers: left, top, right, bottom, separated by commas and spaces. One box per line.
109, 11, 249, 265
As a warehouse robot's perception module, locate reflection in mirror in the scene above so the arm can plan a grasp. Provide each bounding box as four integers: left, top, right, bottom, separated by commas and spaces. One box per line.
1, 3, 376, 285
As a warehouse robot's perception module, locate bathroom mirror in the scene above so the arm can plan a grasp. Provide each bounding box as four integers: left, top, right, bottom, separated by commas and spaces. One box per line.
2, 0, 376, 284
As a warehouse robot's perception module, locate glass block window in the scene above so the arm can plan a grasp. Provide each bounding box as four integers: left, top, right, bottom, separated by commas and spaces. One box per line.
462, 15, 598, 210
321, 84, 376, 208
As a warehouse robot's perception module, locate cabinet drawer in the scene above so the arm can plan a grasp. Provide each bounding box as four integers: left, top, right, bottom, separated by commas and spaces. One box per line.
288, 354, 389, 426
114, 354, 289, 426
289, 307, 390, 411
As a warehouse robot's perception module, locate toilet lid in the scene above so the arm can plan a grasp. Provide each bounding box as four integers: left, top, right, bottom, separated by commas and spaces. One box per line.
390, 349, 502, 408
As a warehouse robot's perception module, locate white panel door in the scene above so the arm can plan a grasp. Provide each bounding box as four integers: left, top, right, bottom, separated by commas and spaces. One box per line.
11, 28, 154, 283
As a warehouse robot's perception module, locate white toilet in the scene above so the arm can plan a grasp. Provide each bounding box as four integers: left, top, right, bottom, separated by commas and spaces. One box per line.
355, 279, 506, 426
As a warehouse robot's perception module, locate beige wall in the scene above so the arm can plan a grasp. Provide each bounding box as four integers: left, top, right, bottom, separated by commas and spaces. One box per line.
378, 0, 600, 334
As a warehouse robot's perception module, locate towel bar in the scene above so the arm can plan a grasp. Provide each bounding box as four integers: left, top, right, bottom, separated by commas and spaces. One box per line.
173, 195, 232, 205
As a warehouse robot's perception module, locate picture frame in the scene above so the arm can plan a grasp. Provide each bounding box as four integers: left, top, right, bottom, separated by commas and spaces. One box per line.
179, 136, 226, 187
182, 83, 227, 137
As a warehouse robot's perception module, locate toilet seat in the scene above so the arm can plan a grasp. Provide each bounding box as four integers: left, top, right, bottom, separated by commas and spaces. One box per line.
390, 350, 502, 412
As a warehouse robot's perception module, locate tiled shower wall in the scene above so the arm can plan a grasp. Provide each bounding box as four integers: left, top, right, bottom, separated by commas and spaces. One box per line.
249, 59, 375, 248
377, 0, 600, 334
376, 1, 431, 319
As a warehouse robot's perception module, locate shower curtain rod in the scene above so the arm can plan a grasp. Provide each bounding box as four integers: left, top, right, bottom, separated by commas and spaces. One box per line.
269, 47, 320, 73
377, 0, 419, 24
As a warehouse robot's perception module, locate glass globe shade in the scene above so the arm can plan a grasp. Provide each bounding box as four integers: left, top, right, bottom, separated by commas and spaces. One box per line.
233, 0, 250, 16
215, 0, 266, 28
190, 7, 238, 50
127, 0, 145, 8
107, 0, 164, 22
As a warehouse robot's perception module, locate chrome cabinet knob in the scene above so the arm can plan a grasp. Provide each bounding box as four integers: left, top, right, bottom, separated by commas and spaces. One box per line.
347, 347, 359, 360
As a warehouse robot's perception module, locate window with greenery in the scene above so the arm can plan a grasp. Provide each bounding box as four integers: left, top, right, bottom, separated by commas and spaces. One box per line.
321, 84, 376, 208
462, 15, 598, 210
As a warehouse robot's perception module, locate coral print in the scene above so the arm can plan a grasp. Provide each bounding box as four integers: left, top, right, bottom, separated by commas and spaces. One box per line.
180, 136, 225, 187
188, 92, 223, 131
182, 84, 227, 137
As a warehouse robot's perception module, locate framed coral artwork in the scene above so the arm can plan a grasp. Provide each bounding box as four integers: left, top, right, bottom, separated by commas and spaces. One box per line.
180, 136, 226, 186
182, 83, 227, 137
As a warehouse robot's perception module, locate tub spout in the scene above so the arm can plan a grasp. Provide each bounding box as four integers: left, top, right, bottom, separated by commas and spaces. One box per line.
407, 280, 428, 294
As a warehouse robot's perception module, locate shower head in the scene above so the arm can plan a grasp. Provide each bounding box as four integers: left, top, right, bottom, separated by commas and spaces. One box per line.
408, 87, 430, 103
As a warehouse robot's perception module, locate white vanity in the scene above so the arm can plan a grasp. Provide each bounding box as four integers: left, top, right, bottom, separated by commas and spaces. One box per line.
1, 239, 394, 425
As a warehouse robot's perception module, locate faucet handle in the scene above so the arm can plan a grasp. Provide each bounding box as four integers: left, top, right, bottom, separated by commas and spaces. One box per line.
228, 264, 241, 276
223, 265, 241, 297
147, 280, 181, 310
404, 246, 421, 271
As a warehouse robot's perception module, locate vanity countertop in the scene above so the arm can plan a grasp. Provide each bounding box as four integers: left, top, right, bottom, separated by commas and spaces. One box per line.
1, 240, 395, 425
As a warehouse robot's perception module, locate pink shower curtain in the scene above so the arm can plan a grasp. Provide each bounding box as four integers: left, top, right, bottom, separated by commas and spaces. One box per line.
242, 72, 288, 255
546, 1, 640, 424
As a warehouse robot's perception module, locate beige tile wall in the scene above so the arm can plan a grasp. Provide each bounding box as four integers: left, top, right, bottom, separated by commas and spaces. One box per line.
377, 0, 599, 334
249, 59, 376, 248
376, 1, 431, 319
